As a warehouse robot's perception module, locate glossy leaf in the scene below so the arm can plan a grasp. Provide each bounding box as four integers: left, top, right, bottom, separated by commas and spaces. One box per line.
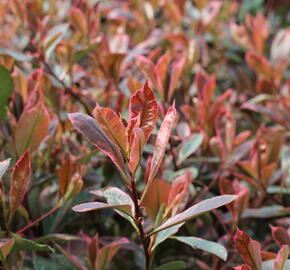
128, 81, 158, 143
68, 113, 126, 173
147, 102, 176, 186
151, 195, 237, 234
14, 104, 50, 156
154, 261, 186, 270
0, 158, 11, 180
93, 104, 129, 159
174, 236, 228, 261
177, 133, 203, 165
0, 238, 15, 262
9, 151, 31, 217
235, 228, 262, 270
0, 65, 14, 119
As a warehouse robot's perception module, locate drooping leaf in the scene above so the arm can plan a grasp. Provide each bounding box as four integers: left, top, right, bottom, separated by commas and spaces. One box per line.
128, 81, 158, 143
174, 236, 228, 261
68, 113, 126, 173
0, 65, 14, 120
93, 105, 129, 159
154, 261, 186, 270
14, 104, 50, 156
128, 127, 146, 174
9, 151, 31, 218
0, 158, 11, 180
141, 179, 171, 220
147, 102, 176, 186
235, 228, 262, 270
151, 195, 237, 234
274, 245, 289, 270
96, 238, 129, 270
177, 133, 203, 165
0, 238, 15, 262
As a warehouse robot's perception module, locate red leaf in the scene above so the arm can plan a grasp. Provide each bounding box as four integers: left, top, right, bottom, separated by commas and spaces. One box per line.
234, 228, 262, 270
68, 113, 126, 173
147, 102, 176, 185
14, 104, 50, 156
136, 56, 161, 93
141, 179, 171, 220
128, 81, 158, 143
96, 238, 129, 270
156, 51, 171, 94
128, 127, 146, 174
168, 58, 186, 101
270, 225, 290, 247
245, 52, 272, 78
69, 7, 87, 34
9, 150, 31, 217
233, 265, 253, 270
93, 104, 129, 159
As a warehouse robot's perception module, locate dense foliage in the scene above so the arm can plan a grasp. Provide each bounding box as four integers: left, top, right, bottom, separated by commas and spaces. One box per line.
0, 0, 290, 269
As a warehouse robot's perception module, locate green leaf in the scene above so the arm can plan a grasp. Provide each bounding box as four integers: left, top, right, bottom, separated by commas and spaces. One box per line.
177, 133, 203, 165
0, 48, 33, 62
241, 206, 290, 219
35, 234, 82, 243
154, 261, 186, 270
174, 236, 228, 261
151, 195, 237, 234
0, 65, 14, 120
90, 187, 138, 232
0, 238, 15, 262
152, 223, 184, 251
0, 158, 10, 179
11, 233, 53, 252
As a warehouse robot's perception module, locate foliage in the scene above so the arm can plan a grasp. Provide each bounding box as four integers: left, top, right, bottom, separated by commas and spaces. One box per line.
0, 0, 289, 269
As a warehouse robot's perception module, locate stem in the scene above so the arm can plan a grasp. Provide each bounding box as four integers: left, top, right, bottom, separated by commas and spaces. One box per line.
129, 174, 151, 270
16, 205, 59, 234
